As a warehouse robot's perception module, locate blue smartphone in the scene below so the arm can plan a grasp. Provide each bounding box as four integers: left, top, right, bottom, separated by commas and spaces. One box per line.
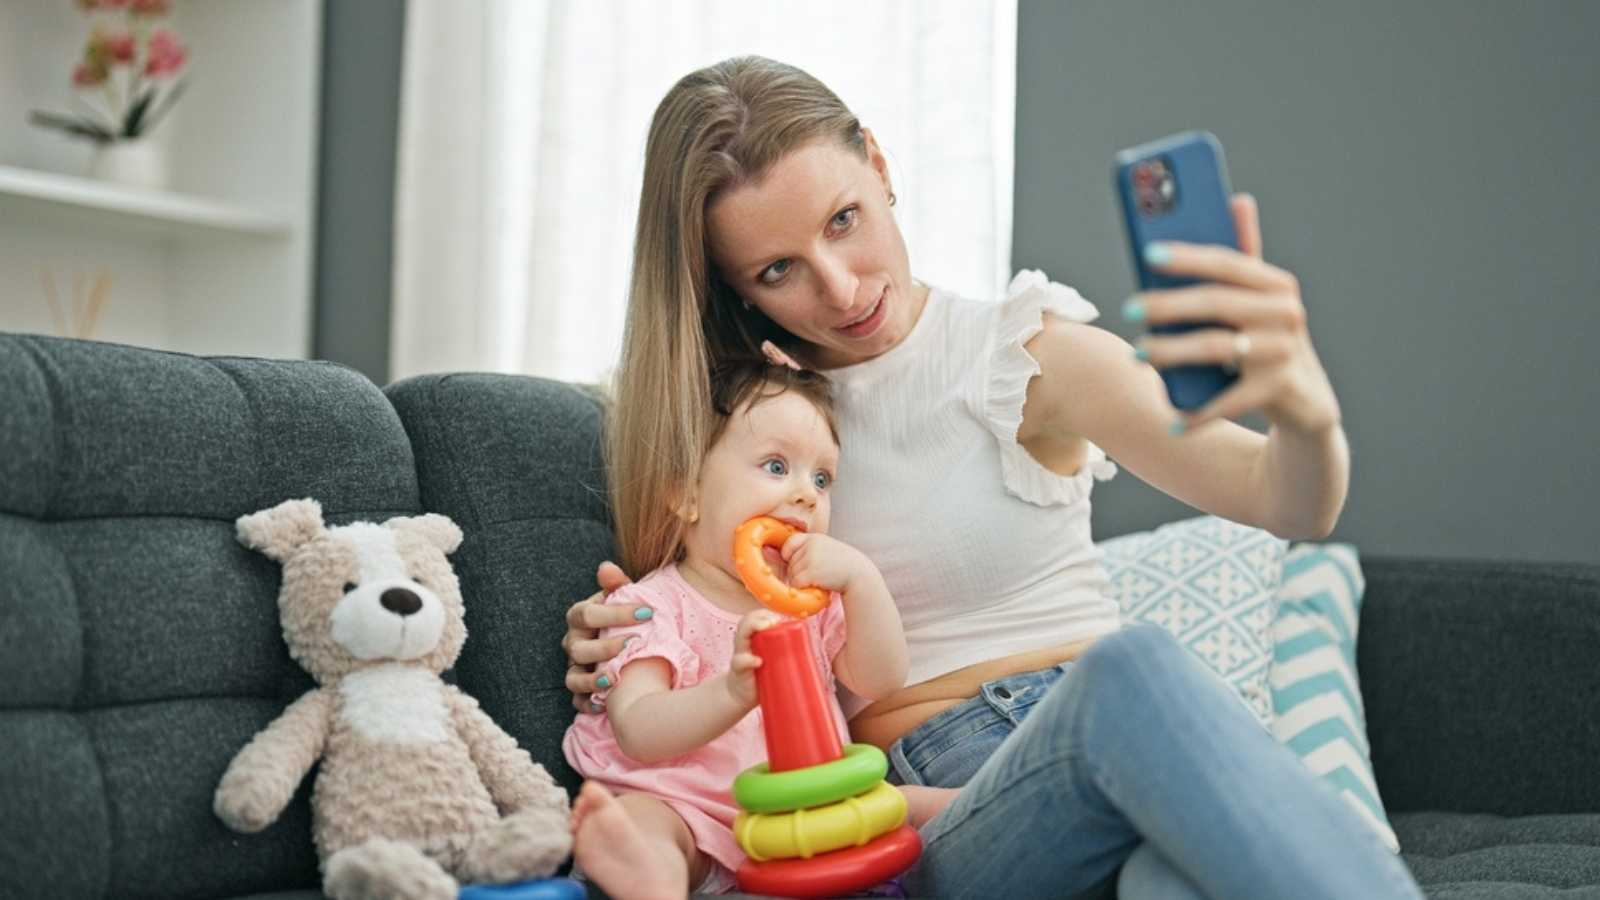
1113, 130, 1238, 411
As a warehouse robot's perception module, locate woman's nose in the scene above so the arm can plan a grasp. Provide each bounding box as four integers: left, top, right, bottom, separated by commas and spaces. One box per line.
815, 255, 857, 310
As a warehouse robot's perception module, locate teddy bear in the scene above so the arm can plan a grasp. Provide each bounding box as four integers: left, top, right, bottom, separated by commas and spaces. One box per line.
215, 498, 572, 900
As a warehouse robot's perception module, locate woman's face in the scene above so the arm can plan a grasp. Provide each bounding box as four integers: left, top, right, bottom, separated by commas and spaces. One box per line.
707, 132, 922, 369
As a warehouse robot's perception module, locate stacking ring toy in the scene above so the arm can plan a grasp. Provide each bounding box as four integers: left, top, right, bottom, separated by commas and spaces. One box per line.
733, 781, 907, 861
736, 825, 923, 898
734, 743, 888, 814
734, 516, 830, 618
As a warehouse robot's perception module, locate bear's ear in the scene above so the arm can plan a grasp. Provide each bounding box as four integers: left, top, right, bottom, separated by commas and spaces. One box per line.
236, 498, 327, 562
385, 513, 463, 556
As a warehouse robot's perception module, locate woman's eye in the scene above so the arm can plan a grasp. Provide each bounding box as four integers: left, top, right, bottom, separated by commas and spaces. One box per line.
763, 458, 787, 476
759, 259, 790, 286
830, 207, 857, 232
813, 471, 832, 491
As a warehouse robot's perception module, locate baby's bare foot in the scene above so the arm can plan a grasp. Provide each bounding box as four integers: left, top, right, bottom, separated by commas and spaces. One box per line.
572, 783, 688, 900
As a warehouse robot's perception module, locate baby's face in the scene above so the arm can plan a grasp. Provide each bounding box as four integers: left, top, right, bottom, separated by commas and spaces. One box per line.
684, 389, 839, 573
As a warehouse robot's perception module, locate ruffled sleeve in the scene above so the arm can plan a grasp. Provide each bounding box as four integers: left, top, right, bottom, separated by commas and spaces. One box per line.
591, 583, 700, 708
978, 269, 1119, 507
814, 592, 848, 673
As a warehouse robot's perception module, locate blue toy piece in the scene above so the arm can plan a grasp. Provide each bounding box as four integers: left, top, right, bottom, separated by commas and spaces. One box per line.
458, 876, 586, 900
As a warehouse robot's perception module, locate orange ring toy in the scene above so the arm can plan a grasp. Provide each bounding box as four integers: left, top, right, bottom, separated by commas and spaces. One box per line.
733, 516, 831, 618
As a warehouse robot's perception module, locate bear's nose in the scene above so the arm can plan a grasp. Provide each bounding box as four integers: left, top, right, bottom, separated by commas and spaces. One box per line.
380, 588, 423, 617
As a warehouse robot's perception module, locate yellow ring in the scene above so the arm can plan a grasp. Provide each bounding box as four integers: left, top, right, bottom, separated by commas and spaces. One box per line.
733, 782, 906, 862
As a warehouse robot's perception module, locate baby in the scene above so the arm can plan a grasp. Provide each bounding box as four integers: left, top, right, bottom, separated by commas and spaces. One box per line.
562, 357, 952, 898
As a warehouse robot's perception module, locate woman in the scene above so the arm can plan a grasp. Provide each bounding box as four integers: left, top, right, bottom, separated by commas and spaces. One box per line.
561, 55, 1421, 899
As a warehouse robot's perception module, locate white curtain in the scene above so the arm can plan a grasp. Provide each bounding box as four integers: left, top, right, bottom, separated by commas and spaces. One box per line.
392, 0, 1017, 383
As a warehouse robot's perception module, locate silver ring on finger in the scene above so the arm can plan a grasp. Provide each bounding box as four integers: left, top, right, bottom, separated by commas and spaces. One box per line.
1226, 331, 1253, 373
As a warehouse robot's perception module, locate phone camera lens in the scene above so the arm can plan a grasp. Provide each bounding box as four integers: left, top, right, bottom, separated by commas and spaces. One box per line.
1133, 157, 1177, 217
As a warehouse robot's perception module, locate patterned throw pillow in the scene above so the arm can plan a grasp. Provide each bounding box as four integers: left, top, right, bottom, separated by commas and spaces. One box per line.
1270, 543, 1400, 852
1098, 516, 1286, 725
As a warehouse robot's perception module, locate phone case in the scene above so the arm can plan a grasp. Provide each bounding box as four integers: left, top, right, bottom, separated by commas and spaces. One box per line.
1113, 130, 1238, 412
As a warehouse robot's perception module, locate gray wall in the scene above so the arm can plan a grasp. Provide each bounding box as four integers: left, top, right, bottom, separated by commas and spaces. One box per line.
312, 0, 406, 384
1014, 0, 1599, 564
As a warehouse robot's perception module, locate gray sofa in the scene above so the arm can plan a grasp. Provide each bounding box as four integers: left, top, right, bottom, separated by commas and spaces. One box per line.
3, 331, 1599, 900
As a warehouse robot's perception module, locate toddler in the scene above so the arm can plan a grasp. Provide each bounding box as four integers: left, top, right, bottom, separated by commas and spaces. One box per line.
562, 358, 951, 899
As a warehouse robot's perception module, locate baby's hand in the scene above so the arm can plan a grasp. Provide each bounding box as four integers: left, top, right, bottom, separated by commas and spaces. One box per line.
780, 532, 872, 596
728, 608, 785, 709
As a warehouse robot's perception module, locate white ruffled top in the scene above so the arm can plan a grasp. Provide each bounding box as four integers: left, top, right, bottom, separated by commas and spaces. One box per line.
827, 271, 1123, 717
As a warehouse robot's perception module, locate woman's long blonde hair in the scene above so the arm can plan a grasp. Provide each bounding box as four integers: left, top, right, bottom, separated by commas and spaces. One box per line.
608, 56, 866, 577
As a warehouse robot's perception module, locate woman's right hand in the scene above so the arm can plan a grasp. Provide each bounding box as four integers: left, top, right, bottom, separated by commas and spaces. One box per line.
563, 561, 647, 714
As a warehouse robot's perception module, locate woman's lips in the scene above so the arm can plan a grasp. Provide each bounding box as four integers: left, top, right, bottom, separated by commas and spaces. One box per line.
836, 287, 888, 339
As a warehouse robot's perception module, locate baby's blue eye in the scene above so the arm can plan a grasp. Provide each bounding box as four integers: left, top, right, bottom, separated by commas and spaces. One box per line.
813, 471, 832, 491
764, 459, 787, 476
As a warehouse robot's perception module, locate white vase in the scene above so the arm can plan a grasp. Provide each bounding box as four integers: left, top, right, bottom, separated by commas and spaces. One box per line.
89, 140, 169, 191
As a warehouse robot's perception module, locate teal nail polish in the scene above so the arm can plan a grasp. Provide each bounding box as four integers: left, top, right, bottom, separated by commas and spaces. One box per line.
1169, 419, 1187, 436
1121, 299, 1146, 323
1144, 242, 1173, 266
634, 607, 654, 621
1132, 345, 1149, 362
595, 675, 611, 689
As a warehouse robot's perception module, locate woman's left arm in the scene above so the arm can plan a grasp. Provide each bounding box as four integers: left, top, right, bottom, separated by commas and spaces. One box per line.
1020, 194, 1348, 540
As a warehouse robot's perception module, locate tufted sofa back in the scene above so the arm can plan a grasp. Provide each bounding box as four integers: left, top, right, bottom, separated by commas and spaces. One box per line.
0, 334, 611, 900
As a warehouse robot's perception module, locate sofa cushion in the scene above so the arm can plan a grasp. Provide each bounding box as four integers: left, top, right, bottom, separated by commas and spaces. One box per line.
1099, 515, 1286, 723
1394, 811, 1600, 897
1270, 543, 1399, 852
384, 373, 613, 795
1359, 558, 1600, 818
0, 334, 422, 900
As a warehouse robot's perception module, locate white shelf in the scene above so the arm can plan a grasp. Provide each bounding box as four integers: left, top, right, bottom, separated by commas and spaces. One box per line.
0, 0, 322, 360
0, 163, 291, 238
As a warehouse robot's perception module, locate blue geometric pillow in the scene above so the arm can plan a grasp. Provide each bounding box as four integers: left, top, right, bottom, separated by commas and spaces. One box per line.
1099, 516, 1287, 726
1270, 543, 1400, 852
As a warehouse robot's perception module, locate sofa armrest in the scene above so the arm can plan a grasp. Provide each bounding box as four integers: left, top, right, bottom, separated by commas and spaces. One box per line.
1357, 556, 1600, 816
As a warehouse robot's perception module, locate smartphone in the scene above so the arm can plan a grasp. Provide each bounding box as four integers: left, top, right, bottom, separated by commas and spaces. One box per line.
1113, 130, 1239, 412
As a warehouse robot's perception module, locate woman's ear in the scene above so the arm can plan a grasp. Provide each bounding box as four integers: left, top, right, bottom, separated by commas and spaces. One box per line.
861, 127, 894, 199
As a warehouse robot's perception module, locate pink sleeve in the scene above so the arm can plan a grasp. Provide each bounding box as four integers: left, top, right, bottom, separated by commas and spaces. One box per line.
816, 592, 849, 674
591, 581, 700, 706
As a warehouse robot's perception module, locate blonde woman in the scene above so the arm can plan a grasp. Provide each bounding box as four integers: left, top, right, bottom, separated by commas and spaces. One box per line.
561, 56, 1422, 899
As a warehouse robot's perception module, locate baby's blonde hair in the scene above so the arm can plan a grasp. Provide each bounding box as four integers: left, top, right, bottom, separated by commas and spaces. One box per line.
607, 56, 864, 577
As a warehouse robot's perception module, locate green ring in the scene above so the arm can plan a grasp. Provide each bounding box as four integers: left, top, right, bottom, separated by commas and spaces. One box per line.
734, 743, 889, 814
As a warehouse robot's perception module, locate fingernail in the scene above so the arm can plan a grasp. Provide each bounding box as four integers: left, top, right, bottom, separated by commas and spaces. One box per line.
1144, 242, 1173, 266
1169, 419, 1187, 436
1132, 344, 1149, 362
595, 675, 611, 689
1121, 298, 1146, 323
634, 607, 654, 621
622, 635, 637, 646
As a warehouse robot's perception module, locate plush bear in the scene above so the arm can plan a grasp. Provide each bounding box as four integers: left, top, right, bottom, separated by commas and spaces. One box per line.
215, 498, 571, 900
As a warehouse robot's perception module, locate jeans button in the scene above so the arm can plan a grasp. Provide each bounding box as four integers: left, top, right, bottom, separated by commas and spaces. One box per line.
994, 686, 1013, 700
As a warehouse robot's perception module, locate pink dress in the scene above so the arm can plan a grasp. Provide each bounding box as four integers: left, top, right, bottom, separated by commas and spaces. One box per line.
562, 564, 850, 875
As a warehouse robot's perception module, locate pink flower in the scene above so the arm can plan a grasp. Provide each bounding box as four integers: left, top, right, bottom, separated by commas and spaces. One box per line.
131, 0, 170, 15
144, 27, 187, 77
104, 31, 136, 64
72, 61, 107, 87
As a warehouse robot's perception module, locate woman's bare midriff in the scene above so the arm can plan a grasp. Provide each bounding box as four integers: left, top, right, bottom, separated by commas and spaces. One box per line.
847, 636, 1104, 752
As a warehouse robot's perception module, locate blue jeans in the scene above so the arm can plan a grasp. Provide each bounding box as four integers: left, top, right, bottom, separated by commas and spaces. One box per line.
887, 624, 1423, 900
